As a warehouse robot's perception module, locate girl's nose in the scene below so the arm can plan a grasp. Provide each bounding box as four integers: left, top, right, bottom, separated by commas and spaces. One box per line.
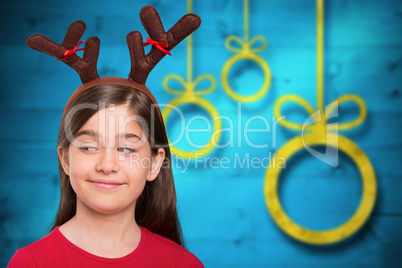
95, 148, 120, 174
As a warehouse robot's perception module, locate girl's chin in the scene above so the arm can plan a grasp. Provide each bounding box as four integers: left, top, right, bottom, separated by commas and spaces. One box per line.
78, 196, 134, 215
88, 203, 132, 215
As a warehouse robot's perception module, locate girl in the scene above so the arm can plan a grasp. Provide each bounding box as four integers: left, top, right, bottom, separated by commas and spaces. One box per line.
8, 5, 203, 267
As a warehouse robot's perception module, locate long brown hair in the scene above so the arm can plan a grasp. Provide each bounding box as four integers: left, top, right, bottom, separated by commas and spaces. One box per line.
51, 83, 185, 246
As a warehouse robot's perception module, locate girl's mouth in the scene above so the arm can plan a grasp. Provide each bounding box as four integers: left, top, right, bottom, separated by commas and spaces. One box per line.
88, 180, 125, 190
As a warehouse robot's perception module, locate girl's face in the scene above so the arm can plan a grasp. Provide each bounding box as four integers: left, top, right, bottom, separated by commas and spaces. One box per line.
58, 104, 165, 215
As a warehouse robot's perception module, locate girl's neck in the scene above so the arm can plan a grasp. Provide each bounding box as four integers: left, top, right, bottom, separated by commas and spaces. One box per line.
58, 200, 141, 258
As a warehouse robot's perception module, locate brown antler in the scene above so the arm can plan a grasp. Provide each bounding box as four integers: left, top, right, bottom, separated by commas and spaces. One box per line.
26, 20, 100, 83
126, 5, 201, 85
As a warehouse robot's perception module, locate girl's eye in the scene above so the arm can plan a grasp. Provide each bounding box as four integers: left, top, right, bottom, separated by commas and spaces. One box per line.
117, 147, 135, 153
79, 146, 97, 152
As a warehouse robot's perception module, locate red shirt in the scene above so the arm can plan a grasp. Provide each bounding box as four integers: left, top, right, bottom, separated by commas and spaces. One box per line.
8, 226, 203, 267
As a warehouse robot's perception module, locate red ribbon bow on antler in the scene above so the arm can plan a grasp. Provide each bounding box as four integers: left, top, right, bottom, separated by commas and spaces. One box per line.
143, 37, 171, 56
57, 40, 85, 61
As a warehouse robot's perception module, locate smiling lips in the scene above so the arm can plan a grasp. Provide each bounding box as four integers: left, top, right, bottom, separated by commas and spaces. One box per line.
89, 180, 125, 190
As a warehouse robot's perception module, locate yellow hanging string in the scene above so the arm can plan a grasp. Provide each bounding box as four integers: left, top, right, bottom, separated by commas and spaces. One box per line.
244, 0, 249, 43
162, 0, 221, 159
317, 0, 325, 123
187, 0, 193, 86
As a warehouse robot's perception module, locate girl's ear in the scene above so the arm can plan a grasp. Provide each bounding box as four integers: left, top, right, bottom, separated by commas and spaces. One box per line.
146, 148, 165, 182
57, 146, 70, 176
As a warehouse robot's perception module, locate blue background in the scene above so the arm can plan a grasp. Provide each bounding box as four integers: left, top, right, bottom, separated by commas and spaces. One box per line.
1, 0, 402, 267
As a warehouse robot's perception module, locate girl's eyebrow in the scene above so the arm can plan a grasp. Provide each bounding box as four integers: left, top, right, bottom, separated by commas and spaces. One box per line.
76, 129, 98, 138
119, 133, 141, 140
76, 129, 141, 140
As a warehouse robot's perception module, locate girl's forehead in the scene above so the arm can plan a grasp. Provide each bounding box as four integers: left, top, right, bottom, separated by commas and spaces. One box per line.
81, 104, 144, 136
90, 104, 134, 121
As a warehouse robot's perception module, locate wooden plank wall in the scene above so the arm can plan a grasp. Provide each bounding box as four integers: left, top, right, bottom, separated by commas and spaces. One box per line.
1, 0, 401, 267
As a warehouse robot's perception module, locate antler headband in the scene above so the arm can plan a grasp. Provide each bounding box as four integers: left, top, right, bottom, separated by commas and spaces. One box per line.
26, 5, 201, 119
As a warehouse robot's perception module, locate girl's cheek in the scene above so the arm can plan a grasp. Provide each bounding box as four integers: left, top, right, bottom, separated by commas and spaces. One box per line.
123, 153, 152, 170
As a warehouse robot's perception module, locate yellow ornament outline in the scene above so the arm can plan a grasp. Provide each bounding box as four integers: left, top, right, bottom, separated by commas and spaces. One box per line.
162, 0, 222, 159
263, 0, 377, 245
221, 0, 272, 102
265, 133, 376, 244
